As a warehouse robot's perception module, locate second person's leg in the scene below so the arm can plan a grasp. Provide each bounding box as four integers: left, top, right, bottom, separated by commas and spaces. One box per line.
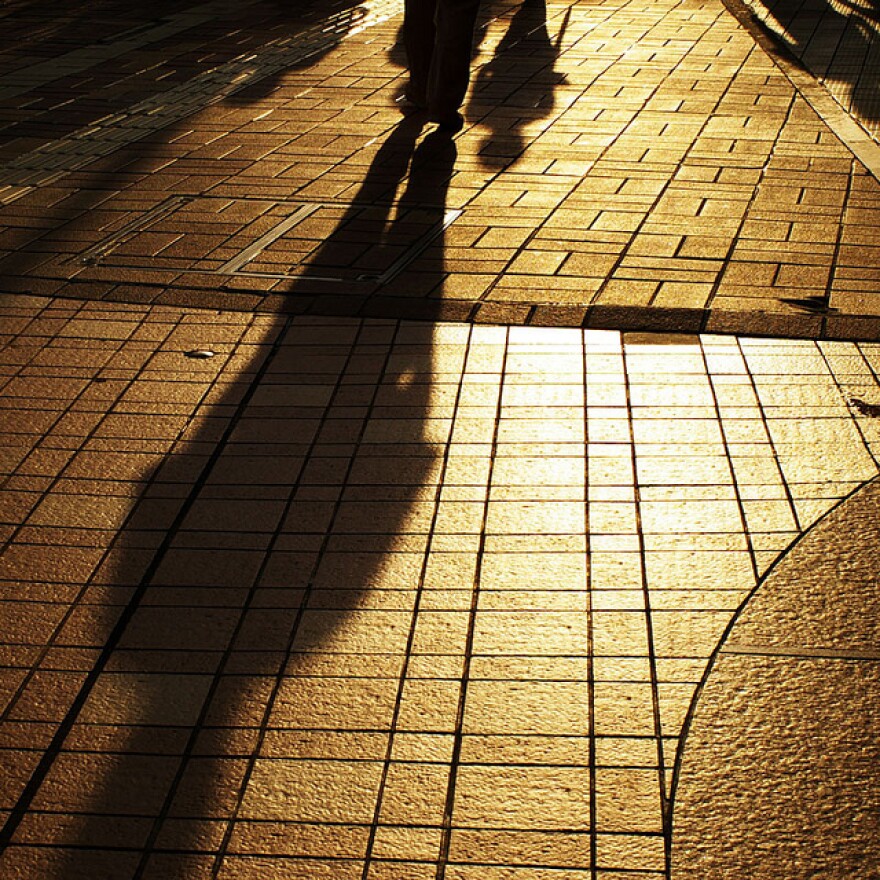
427, 0, 480, 127
403, 0, 438, 106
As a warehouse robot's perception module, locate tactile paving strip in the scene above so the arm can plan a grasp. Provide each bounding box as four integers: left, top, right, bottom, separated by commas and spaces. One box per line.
0, 0, 402, 207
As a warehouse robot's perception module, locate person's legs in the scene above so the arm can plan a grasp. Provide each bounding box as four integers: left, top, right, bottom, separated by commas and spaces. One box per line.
403, 0, 438, 106
427, 0, 480, 124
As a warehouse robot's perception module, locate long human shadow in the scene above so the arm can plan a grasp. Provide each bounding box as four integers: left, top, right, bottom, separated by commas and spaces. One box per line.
7, 117, 456, 880
0, 0, 460, 872
0, 0, 527, 870
471, 0, 567, 167
747, 0, 879, 130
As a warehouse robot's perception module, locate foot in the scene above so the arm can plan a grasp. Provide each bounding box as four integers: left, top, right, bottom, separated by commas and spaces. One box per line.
396, 90, 427, 116
429, 111, 464, 133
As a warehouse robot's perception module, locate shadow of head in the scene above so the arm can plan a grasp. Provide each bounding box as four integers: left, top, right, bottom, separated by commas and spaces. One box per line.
472, 0, 570, 168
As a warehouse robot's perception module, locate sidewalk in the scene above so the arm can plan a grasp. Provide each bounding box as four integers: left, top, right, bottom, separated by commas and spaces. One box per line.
1, 1, 879, 878
0, 0, 878, 338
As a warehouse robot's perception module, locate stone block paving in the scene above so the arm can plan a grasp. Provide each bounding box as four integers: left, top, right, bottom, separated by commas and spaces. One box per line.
738, 0, 880, 141
1, 296, 880, 877
0, 0, 878, 337
1, 0, 880, 878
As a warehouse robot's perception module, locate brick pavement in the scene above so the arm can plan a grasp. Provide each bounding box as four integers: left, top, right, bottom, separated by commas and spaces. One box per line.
0, 0, 878, 337
1, 0, 880, 878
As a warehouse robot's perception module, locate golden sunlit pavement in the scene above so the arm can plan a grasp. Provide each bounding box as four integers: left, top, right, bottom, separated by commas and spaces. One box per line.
0, 0, 879, 878
2, 303, 879, 878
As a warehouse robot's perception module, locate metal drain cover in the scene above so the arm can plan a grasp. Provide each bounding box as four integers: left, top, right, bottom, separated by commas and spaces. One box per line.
74, 195, 461, 286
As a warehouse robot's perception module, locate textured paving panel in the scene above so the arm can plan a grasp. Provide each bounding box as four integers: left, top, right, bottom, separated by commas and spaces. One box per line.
671, 478, 880, 878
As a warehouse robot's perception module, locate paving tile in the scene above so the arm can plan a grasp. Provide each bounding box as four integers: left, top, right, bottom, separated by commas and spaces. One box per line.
0, 0, 879, 871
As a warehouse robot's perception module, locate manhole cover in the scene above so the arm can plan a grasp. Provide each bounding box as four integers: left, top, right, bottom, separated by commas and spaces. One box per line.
73, 195, 461, 286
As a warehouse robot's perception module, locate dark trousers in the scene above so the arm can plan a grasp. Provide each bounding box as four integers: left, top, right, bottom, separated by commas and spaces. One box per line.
403, 0, 481, 117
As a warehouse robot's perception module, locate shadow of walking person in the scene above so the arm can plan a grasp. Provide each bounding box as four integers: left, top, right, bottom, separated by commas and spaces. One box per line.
472, 0, 569, 168
0, 120, 462, 879
155, 119, 459, 880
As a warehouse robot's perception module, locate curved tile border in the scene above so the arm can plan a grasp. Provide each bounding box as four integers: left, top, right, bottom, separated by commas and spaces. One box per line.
670, 476, 880, 878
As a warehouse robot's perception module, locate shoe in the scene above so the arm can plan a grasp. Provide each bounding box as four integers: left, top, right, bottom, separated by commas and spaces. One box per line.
430, 111, 464, 133
397, 90, 427, 116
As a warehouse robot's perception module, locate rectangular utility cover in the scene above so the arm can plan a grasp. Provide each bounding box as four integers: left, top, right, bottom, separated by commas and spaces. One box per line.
75, 195, 460, 285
